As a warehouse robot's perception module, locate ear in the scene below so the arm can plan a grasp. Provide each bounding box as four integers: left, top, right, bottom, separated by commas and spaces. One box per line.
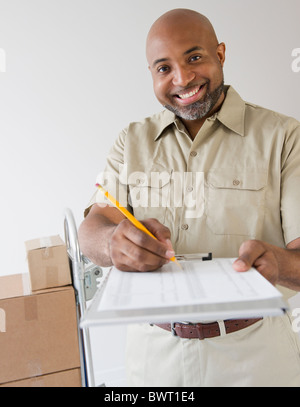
216, 42, 226, 68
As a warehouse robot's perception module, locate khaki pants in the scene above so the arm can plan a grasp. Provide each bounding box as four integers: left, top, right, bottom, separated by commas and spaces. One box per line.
125, 314, 300, 387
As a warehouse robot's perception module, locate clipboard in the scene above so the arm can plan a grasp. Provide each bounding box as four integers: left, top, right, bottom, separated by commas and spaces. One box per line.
80, 255, 289, 328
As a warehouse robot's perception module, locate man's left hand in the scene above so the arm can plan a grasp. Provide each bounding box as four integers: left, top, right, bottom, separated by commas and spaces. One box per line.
233, 240, 279, 285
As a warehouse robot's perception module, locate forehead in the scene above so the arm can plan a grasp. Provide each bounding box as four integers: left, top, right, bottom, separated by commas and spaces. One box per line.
147, 23, 212, 65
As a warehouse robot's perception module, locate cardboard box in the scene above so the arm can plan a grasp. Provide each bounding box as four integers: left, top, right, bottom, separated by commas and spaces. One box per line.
25, 235, 71, 291
0, 368, 82, 387
0, 274, 81, 386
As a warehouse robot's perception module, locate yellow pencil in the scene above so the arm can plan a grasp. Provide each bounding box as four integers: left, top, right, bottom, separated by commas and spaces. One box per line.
95, 183, 181, 268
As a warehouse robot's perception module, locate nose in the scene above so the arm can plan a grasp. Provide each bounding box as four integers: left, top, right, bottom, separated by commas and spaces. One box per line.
172, 65, 196, 87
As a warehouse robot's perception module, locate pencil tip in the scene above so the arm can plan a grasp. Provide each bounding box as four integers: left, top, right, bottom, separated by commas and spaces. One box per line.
171, 257, 182, 269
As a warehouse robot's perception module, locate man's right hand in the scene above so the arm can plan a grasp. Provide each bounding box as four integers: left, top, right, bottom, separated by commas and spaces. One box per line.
109, 218, 175, 272
78, 204, 175, 272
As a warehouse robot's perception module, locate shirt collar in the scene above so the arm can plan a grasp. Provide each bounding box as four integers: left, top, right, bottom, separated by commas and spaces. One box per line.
215, 86, 245, 137
154, 109, 176, 141
154, 85, 246, 141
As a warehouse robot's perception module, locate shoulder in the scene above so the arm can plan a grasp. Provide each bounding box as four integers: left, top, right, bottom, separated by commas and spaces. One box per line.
122, 110, 175, 140
244, 100, 300, 133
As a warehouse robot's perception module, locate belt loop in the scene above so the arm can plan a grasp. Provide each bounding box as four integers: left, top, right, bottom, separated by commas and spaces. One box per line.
217, 320, 226, 336
171, 322, 177, 337
196, 323, 205, 340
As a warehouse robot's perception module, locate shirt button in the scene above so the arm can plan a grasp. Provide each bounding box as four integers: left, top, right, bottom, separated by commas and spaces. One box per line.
190, 151, 198, 157
233, 179, 240, 186
186, 187, 194, 193
181, 224, 189, 231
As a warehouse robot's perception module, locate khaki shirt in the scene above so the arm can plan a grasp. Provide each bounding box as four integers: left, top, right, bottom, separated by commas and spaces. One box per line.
87, 86, 300, 299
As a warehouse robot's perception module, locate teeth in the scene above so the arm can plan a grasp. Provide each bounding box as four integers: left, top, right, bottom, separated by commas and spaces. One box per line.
178, 87, 200, 100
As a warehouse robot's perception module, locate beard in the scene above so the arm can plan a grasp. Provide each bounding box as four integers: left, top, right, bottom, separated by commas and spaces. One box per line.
164, 79, 225, 121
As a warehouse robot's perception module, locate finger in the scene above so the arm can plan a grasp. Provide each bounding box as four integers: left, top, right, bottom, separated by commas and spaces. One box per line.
121, 219, 174, 260
233, 240, 267, 272
110, 220, 173, 270
111, 236, 169, 272
253, 251, 279, 285
142, 218, 172, 244
141, 219, 175, 258
233, 240, 279, 285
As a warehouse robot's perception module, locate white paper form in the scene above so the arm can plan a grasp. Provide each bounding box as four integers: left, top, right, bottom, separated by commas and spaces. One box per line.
97, 258, 282, 312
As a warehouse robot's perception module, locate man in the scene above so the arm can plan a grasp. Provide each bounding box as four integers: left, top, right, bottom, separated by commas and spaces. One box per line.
79, 9, 300, 386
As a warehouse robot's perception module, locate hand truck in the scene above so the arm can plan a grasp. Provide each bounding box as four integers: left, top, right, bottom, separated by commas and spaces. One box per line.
63, 208, 103, 388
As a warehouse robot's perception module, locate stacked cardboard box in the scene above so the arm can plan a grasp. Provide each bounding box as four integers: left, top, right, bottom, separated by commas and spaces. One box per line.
25, 235, 72, 291
0, 236, 82, 387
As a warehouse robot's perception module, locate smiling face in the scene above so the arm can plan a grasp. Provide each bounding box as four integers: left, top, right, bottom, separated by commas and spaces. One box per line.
147, 10, 226, 126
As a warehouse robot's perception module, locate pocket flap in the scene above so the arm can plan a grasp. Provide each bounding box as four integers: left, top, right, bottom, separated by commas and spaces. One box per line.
207, 169, 267, 191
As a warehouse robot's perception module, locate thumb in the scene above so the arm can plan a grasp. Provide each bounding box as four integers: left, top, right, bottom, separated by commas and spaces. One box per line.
233, 257, 250, 272
233, 240, 267, 272
142, 218, 172, 243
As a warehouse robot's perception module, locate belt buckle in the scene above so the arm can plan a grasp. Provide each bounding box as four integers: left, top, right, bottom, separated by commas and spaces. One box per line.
171, 321, 190, 337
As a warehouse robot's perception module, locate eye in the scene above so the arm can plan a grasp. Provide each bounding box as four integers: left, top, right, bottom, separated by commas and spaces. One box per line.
157, 65, 170, 74
189, 55, 202, 62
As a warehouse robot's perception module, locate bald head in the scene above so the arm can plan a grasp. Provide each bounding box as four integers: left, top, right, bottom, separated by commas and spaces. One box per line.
146, 9, 219, 62
146, 8, 226, 133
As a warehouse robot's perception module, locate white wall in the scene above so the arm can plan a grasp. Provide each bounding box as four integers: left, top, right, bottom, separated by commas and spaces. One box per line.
1, 0, 299, 386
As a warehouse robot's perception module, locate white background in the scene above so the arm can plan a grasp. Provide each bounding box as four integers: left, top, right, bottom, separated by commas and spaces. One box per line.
0, 0, 299, 386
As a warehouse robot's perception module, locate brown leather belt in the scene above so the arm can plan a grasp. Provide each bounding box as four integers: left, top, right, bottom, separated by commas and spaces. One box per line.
155, 318, 262, 340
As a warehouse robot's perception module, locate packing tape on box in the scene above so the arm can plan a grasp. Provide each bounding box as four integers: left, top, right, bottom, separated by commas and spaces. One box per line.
0, 308, 6, 333
29, 376, 45, 387
27, 359, 42, 377
46, 266, 59, 287
24, 296, 38, 321
40, 237, 53, 259
39, 237, 52, 248
22, 273, 32, 296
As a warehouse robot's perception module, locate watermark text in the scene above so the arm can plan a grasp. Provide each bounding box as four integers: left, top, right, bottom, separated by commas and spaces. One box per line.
292, 48, 300, 73
0, 48, 6, 73
292, 308, 300, 333
96, 166, 205, 219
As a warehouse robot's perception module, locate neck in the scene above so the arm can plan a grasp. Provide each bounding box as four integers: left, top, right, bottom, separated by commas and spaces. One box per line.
181, 118, 206, 140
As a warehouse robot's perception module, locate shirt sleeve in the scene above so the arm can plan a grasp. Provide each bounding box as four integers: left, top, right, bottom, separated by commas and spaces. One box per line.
280, 120, 300, 244
84, 128, 132, 217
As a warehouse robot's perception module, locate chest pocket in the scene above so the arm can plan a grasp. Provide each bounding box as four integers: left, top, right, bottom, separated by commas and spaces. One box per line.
127, 169, 173, 225
206, 169, 267, 237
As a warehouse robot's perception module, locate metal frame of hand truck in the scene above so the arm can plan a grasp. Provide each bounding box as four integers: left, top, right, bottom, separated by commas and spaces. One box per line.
63, 208, 103, 388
